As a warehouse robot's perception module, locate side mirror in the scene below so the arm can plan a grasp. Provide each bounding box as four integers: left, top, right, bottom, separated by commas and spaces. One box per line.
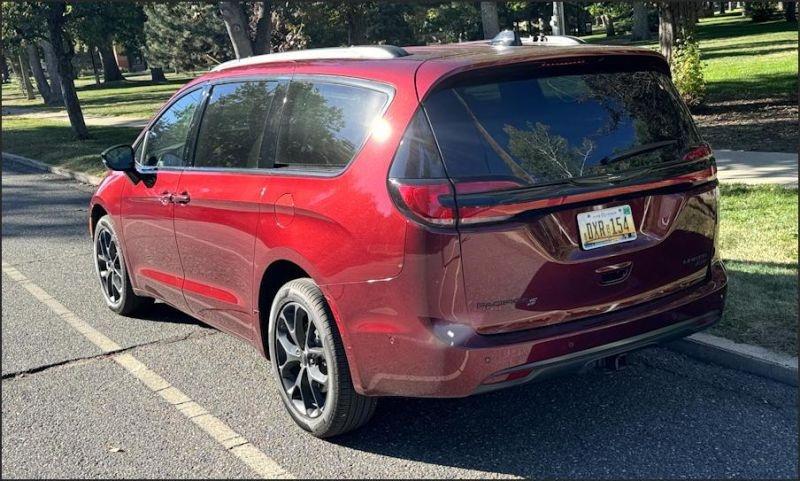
101, 144, 135, 172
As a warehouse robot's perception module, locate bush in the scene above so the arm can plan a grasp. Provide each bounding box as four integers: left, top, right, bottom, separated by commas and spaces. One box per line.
671, 36, 706, 108
746, 2, 777, 22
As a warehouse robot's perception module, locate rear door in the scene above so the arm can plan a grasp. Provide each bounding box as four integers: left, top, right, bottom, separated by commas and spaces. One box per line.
173, 79, 286, 340
423, 56, 718, 334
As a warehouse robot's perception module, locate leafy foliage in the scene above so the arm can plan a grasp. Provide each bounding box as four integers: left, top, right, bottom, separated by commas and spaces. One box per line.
745, 2, 777, 22
143, 3, 233, 70
671, 36, 707, 107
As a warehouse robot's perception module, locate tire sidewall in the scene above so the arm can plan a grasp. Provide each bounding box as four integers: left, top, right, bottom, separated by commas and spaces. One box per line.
267, 280, 341, 436
93, 216, 128, 312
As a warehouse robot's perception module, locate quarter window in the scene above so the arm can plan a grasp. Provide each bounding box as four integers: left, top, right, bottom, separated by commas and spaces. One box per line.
193, 81, 281, 169
142, 89, 203, 168
275, 81, 389, 170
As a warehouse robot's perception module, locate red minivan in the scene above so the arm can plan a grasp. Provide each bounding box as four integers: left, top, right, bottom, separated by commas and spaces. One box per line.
90, 42, 727, 437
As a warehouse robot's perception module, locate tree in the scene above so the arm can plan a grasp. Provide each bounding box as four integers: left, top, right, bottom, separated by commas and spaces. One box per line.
39, 40, 63, 104
786, 1, 797, 21
1, 2, 61, 104
658, 1, 699, 63
24, 41, 55, 103
15, 53, 36, 100
745, 2, 777, 21
631, 2, 652, 40
43, 2, 89, 140
481, 2, 500, 39
71, 2, 146, 83
144, 3, 233, 71
587, 2, 632, 37
218, 1, 273, 58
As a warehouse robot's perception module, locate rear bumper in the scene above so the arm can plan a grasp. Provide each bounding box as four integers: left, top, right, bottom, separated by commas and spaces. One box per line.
330, 261, 727, 398
473, 310, 718, 394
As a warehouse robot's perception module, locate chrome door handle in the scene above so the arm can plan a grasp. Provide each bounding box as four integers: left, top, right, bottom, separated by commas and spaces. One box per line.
159, 191, 173, 205
172, 192, 191, 204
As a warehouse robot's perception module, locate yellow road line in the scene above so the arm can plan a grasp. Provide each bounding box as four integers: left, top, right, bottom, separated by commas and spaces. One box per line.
2, 261, 292, 479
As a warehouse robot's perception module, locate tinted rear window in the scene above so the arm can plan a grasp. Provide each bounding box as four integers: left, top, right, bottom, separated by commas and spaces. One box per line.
424, 68, 701, 186
275, 81, 389, 170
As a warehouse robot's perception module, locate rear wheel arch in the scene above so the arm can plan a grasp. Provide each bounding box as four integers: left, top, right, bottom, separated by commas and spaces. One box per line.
257, 260, 311, 357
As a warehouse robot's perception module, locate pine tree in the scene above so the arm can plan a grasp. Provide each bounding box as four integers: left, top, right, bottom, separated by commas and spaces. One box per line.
143, 3, 234, 72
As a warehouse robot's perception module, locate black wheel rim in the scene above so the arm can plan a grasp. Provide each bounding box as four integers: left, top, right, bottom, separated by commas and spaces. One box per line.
96, 228, 124, 305
275, 302, 329, 418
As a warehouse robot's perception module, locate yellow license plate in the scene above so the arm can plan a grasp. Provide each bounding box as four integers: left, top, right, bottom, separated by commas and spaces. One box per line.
577, 205, 637, 250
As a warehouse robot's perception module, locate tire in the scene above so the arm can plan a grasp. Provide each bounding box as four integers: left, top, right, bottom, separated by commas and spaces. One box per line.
93, 215, 153, 316
268, 278, 377, 438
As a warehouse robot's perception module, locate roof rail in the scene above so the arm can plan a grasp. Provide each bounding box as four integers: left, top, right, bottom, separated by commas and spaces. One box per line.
211, 45, 410, 71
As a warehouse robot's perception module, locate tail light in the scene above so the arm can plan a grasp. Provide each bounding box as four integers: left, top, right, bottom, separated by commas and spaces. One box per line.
388, 180, 456, 226
682, 143, 713, 162
388, 110, 457, 227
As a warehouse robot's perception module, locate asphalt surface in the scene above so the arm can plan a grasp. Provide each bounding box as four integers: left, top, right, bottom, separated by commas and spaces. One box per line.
1, 159, 797, 479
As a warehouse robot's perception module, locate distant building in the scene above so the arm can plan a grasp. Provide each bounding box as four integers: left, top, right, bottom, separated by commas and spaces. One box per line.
113, 45, 147, 73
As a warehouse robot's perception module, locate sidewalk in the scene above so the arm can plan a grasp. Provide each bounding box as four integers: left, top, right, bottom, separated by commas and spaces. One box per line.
714, 149, 798, 185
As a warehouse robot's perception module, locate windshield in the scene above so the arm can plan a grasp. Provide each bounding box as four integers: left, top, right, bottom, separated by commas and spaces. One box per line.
423, 68, 702, 187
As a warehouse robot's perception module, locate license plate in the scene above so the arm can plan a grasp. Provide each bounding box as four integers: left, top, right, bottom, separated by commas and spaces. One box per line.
577, 205, 637, 250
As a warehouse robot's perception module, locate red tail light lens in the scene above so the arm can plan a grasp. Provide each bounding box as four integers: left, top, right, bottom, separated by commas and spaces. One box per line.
682, 143, 713, 162
388, 180, 456, 227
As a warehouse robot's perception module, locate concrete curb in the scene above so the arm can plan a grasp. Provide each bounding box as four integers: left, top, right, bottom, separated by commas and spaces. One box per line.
668, 333, 798, 386
2, 152, 105, 186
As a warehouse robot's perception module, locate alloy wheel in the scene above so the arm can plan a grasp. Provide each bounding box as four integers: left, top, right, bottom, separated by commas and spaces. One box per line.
275, 302, 330, 418
95, 228, 124, 305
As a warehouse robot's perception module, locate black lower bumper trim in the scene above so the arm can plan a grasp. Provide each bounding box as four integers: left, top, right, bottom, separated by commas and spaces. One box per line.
474, 310, 721, 394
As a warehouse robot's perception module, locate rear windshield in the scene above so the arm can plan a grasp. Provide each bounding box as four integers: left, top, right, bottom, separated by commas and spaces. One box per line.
424, 68, 701, 187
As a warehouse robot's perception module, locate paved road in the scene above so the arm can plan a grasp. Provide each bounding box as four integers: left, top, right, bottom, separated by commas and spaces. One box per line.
1, 159, 797, 479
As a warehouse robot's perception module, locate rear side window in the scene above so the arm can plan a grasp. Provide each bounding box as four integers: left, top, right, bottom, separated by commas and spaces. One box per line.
424, 68, 701, 187
194, 81, 280, 169
275, 80, 389, 170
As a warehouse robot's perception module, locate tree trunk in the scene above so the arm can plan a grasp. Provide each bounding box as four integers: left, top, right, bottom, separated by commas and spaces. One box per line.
659, 1, 697, 64
1, 56, 9, 83
719, 1, 726, 13
89, 46, 101, 87
632, 2, 651, 40
25, 41, 56, 105
785, 1, 797, 21
602, 14, 616, 36
17, 53, 36, 100
219, 1, 254, 59
97, 36, 124, 83
252, 0, 272, 55
150, 67, 167, 82
481, 1, 500, 39
45, 3, 89, 140
39, 39, 64, 104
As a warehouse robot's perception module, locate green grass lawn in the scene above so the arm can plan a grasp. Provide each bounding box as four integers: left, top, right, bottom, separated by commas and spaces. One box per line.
2, 71, 194, 119
585, 11, 798, 101
712, 184, 798, 355
2, 117, 140, 176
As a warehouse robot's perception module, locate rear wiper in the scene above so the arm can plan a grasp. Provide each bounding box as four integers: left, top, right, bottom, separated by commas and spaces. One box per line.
599, 140, 679, 166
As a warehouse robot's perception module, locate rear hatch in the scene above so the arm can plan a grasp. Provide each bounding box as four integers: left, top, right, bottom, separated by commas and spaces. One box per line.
415, 54, 718, 334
